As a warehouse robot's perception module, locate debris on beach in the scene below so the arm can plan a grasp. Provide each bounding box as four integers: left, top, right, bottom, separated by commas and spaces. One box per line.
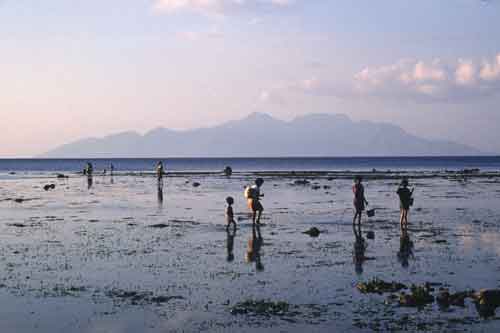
230, 300, 294, 317
398, 285, 435, 307
436, 289, 474, 308
293, 179, 310, 186
148, 223, 169, 228
56, 174, 68, 179
303, 227, 321, 237
473, 289, 500, 318
43, 184, 56, 191
192, 182, 201, 187
366, 231, 375, 240
357, 279, 406, 294
105, 289, 184, 306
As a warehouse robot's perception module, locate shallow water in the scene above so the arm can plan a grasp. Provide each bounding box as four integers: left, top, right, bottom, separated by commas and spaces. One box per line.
1, 172, 500, 332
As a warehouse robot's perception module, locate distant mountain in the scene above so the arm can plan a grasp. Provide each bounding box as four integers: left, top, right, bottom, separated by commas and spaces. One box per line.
41, 113, 482, 157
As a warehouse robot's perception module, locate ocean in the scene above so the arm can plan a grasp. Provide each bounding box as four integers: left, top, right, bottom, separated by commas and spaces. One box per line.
0, 156, 499, 173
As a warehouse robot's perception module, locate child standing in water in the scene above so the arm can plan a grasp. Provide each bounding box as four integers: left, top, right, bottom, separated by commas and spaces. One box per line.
156, 161, 165, 180
225, 196, 236, 231
245, 178, 264, 225
352, 176, 368, 225
397, 178, 414, 231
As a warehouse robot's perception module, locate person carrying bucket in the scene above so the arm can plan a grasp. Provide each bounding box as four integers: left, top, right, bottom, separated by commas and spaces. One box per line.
353, 175, 369, 226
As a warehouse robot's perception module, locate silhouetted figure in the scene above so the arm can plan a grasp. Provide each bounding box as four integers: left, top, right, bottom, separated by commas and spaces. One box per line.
245, 178, 264, 225
226, 227, 236, 262
225, 196, 237, 231
110, 163, 114, 176
397, 230, 414, 268
245, 223, 263, 271
224, 166, 233, 177
85, 162, 93, 176
353, 223, 367, 275
352, 175, 368, 226
397, 178, 414, 232
87, 174, 93, 189
156, 161, 165, 180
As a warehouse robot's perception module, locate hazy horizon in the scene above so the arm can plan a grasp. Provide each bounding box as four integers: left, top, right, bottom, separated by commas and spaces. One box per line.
1, 0, 500, 157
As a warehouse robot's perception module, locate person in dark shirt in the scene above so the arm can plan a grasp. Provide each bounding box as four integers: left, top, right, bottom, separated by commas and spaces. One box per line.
397, 178, 414, 231
352, 176, 368, 226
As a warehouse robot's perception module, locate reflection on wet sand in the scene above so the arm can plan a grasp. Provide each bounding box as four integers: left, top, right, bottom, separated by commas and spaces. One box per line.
157, 178, 164, 207
353, 223, 367, 275
245, 224, 263, 271
398, 230, 414, 268
87, 175, 93, 189
226, 227, 236, 262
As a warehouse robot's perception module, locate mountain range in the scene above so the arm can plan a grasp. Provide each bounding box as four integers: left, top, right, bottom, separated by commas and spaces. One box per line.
41, 113, 481, 157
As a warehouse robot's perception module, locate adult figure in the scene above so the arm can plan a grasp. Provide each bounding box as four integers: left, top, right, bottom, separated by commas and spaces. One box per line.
352, 175, 368, 226
397, 178, 414, 232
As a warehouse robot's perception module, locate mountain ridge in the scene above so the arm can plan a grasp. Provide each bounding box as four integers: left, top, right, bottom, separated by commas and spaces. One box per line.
40, 113, 482, 158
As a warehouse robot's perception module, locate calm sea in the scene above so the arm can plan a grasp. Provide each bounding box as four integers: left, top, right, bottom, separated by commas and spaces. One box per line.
0, 156, 499, 173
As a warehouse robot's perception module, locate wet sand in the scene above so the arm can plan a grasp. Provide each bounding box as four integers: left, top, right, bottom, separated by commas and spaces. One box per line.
1, 171, 500, 332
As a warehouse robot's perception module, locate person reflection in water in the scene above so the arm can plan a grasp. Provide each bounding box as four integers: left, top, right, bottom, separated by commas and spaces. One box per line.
157, 182, 164, 206
245, 224, 263, 271
397, 229, 414, 268
353, 223, 367, 275
226, 225, 236, 262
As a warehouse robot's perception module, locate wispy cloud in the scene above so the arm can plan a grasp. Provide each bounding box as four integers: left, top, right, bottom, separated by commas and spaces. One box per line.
153, 0, 294, 15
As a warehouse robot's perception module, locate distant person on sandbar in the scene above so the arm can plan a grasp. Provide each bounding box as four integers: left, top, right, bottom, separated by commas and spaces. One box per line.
110, 163, 114, 176
245, 178, 264, 225
352, 175, 368, 225
85, 162, 93, 176
225, 196, 237, 231
224, 166, 233, 177
156, 161, 165, 181
397, 178, 414, 232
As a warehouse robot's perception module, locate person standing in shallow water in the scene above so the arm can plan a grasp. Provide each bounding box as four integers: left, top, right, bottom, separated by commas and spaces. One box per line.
352, 176, 368, 225
397, 178, 414, 232
156, 161, 165, 180
246, 178, 264, 225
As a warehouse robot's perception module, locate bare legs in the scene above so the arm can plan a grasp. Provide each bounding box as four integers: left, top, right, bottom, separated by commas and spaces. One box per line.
252, 210, 262, 225
400, 208, 409, 232
353, 210, 362, 226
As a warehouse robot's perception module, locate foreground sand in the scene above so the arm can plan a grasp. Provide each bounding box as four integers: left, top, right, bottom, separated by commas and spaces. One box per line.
1, 171, 500, 332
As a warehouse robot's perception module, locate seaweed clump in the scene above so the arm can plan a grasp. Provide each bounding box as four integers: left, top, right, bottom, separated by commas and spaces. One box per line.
230, 300, 294, 317
398, 285, 435, 307
357, 279, 407, 294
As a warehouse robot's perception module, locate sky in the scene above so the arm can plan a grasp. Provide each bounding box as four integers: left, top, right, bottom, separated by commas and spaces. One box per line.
1, 0, 500, 157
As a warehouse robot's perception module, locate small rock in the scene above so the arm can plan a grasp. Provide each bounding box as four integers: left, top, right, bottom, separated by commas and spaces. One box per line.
366, 231, 375, 240
293, 179, 310, 186
303, 227, 321, 237
56, 174, 67, 179
192, 182, 201, 187
148, 223, 168, 228
474, 289, 500, 318
43, 184, 56, 191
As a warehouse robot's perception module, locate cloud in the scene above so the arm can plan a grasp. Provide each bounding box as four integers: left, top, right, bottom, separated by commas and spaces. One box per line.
353, 53, 500, 102
259, 53, 500, 105
176, 26, 223, 40
153, 0, 293, 14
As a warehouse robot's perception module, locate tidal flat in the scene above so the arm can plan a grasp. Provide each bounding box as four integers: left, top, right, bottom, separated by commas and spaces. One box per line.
1, 171, 500, 332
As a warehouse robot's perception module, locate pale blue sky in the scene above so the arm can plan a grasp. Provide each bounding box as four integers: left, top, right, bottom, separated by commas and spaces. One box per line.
1, 0, 499, 156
